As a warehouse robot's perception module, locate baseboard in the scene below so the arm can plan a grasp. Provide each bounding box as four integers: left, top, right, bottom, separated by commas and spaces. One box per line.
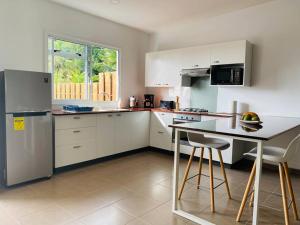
54, 147, 149, 174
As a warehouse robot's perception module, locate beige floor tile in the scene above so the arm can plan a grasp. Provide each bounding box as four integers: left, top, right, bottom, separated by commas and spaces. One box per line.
126, 218, 150, 225
79, 205, 134, 225
133, 183, 172, 203
113, 194, 163, 217
17, 204, 75, 225
0, 209, 20, 225
141, 201, 189, 225
0, 151, 296, 225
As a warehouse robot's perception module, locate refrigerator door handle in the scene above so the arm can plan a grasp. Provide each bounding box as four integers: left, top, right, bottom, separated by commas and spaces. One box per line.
10, 111, 51, 117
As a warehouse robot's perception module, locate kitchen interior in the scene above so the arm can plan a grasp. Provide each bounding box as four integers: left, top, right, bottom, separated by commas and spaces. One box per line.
0, 0, 300, 225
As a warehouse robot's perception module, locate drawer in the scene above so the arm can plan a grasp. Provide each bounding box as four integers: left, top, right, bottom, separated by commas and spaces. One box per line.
55, 127, 97, 146
150, 129, 172, 150
55, 140, 96, 168
55, 115, 97, 130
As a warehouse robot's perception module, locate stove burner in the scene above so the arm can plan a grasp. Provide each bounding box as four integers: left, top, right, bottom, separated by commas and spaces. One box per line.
179, 108, 209, 113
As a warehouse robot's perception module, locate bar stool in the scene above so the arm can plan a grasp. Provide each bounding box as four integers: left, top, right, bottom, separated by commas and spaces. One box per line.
236, 134, 300, 225
178, 133, 232, 212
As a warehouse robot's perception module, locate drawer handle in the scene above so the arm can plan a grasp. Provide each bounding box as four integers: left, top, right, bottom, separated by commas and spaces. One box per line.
73, 145, 82, 149
107, 114, 113, 117
214, 60, 220, 64
116, 114, 121, 116
158, 131, 164, 134
73, 116, 81, 120
164, 84, 169, 85
73, 130, 81, 133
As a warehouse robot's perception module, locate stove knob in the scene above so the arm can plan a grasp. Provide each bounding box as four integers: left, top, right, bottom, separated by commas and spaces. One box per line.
186, 116, 188, 120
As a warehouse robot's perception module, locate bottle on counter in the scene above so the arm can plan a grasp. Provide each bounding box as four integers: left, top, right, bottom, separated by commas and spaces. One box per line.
129, 96, 136, 108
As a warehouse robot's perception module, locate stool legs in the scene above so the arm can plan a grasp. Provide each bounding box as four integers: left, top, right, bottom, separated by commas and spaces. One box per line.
283, 162, 299, 221
249, 191, 254, 207
178, 147, 196, 200
279, 162, 290, 225
197, 147, 204, 189
208, 148, 215, 212
178, 147, 231, 213
217, 149, 232, 199
236, 161, 256, 222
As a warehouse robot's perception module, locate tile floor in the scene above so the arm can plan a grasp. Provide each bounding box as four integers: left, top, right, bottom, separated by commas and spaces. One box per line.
0, 151, 300, 225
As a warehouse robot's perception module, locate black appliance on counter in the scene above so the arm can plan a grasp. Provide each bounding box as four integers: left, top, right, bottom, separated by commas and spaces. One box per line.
144, 94, 154, 108
160, 100, 174, 110
210, 63, 244, 85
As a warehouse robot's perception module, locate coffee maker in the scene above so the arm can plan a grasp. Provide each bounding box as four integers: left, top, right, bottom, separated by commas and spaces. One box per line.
144, 94, 154, 108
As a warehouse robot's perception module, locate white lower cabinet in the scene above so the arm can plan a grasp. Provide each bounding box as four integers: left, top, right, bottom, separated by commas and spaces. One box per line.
150, 112, 173, 150
55, 140, 97, 168
54, 114, 97, 168
97, 112, 150, 157
54, 111, 150, 168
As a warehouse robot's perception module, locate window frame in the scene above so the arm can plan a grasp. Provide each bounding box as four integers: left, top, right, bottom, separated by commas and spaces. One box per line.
45, 33, 121, 106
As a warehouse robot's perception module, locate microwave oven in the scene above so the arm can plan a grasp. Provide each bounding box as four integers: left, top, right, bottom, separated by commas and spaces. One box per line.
210, 63, 244, 85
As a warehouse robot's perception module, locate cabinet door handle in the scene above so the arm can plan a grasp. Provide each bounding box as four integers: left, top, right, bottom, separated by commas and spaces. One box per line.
158, 131, 164, 134
73, 145, 82, 149
213, 60, 220, 64
73, 116, 81, 120
164, 84, 169, 85
73, 130, 81, 133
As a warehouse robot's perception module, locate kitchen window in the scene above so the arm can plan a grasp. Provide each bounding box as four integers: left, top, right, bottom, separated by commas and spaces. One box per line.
48, 36, 119, 102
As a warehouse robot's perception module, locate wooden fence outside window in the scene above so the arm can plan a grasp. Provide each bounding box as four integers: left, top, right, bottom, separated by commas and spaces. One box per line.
53, 72, 117, 101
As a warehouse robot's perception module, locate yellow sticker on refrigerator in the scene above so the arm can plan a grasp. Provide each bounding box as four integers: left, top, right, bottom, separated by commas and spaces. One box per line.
14, 117, 25, 131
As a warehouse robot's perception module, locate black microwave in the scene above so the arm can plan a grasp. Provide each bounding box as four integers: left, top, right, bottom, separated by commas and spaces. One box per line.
210, 63, 244, 85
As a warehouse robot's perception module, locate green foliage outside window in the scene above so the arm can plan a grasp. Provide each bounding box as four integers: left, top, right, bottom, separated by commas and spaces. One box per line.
50, 39, 118, 84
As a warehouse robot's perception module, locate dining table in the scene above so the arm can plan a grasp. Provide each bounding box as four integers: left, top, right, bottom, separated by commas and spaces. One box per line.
169, 115, 300, 225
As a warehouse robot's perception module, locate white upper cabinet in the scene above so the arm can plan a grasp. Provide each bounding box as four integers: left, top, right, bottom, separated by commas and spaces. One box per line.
145, 40, 252, 87
145, 46, 211, 87
180, 45, 211, 69
145, 50, 182, 87
210, 40, 248, 65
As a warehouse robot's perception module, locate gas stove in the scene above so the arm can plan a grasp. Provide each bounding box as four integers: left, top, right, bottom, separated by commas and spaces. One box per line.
178, 108, 209, 113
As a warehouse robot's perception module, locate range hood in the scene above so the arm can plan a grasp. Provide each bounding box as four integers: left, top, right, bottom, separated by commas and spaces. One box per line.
180, 67, 210, 87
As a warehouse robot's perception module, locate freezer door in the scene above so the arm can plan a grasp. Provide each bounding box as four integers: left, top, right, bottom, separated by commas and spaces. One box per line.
5, 112, 52, 186
4, 70, 51, 113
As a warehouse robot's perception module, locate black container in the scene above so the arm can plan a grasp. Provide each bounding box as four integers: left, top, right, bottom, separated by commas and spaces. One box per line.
160, 100, 174, 110
144, 94, 154, 108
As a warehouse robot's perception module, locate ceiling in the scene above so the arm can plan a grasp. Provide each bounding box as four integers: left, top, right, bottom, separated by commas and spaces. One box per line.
51, 0, 273, 33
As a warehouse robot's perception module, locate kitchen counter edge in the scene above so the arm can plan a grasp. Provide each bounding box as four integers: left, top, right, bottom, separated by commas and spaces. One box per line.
52, 108, 233, 118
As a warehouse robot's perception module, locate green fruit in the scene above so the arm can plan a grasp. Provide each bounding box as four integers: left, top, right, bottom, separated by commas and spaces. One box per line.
244, 115, 252, 121
252, 116, 259, 121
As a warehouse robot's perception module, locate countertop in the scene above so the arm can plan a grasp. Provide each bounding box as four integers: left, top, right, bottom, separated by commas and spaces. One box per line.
52, 108, 233, 117
169, 116, 300, 141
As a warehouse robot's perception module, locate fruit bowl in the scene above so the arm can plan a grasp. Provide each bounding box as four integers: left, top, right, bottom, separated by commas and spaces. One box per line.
240, 112, 262, 124
239, 120, 262, 125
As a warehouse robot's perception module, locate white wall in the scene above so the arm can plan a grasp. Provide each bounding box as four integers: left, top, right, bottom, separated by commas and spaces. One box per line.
0, 0, 150, 106
149, 0, 300, 169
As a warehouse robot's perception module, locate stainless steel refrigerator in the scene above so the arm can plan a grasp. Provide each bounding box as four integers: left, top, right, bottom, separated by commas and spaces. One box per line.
0, 70, 53, 186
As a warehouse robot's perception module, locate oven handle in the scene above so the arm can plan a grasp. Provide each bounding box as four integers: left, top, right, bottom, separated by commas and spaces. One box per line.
173, 118, 201, 123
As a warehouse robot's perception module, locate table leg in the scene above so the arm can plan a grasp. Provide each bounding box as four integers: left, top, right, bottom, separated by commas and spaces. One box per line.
252, 141, 263, 225
173, 129, 180, 211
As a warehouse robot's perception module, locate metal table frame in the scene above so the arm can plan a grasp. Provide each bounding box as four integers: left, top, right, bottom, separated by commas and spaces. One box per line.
172, 128, 264, 225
